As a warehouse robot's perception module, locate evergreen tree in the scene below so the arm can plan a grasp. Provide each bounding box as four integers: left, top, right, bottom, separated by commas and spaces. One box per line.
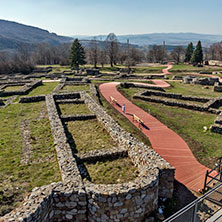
191, 40, 203, 65
184, 42, 194, 63
70, 39, 86, 69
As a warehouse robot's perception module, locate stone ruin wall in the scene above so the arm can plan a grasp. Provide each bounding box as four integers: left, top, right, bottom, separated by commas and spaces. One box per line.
2, 91, 174, 222
133, 88, 222, 114
0, 80, 42, 97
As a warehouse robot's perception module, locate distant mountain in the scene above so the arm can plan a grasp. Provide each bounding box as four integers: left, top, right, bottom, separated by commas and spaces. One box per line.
0, 19, 73, 51
72, 33, 222, 47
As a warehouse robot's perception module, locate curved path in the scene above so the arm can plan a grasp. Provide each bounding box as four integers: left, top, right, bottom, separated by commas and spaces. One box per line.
99, 64, 216, 192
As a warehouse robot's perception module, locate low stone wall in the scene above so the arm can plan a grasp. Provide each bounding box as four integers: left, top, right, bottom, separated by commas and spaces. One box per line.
2, 92, 174, 222
183, 76, 219, 86
211, 113, 222, 134
19, 95, 46, 103
211, 124, 222, 134
56, 99, 85, 104
0, 99, 4, 106
141, 90, 210, 103
0, 80, 42, 97
61, 114, 97, 122
214, 85, 222, 92
77, 147, 128, 163
0, 80, 32, 85
134, 94, 209, 112
90, 84, 101, 104
82, 92, 174, 199
121, 82, 165, 92
85, 175, 159, 222
133, 90, 222, 113
54, 92, 81, 100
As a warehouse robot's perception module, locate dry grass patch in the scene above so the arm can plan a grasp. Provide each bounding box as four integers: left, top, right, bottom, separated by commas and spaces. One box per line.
0, 102, 60, 216
66, 119, 116, 153
60, 85, 89, 92
59, 103, 91, 116
84, 157, 138, 184
4, 86, 24, 92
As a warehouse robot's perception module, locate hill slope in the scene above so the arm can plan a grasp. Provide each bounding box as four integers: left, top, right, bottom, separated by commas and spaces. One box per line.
0, 19, 72, 50
73, 33, 222, 47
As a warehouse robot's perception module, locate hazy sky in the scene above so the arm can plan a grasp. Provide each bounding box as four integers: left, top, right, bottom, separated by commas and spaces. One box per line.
0, 0, 222, 36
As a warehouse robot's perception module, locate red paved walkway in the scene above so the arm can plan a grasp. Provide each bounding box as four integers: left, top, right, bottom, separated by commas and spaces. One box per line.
99, 64, 216, 192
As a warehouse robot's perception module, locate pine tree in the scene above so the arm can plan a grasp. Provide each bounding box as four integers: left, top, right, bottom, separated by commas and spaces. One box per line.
184, 42, 194, 63
191, 40, 203, 65
70, 39, 86, 69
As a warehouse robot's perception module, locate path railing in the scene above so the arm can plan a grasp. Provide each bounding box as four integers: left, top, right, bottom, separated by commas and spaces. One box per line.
203, 158, 222, 192
164, 182, 222, 222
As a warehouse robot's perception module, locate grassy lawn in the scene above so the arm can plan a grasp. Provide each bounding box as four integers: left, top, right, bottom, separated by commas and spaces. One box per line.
59, 85, 89, 92
0, 102, 60, 216
145, 95, 204, 105
119, 87, 222, 169
4, 86, 24, 92
66, 119, 116, 153
84, 157, 138, 184
26, 82, 59, 96
58, 103, 91, 116
165, 82, 222, 98
133, 66, 167, 74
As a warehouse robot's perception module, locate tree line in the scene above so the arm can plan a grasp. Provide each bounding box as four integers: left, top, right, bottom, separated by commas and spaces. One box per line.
0, 32, 222, 74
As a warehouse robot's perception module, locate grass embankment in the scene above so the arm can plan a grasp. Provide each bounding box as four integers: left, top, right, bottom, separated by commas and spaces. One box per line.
66, 119, 116, 153
59, 85, 89, 93
0, 102, 60, 216
59, 103, 91, 116
85, 158, 138, 184
119, 86, 222, 169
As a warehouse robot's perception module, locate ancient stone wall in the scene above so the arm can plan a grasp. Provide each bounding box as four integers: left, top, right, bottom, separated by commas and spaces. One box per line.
133, 90, 222, 113
120, 82, 165, 92
0, 80, 42, 97
2, 92, 174, 222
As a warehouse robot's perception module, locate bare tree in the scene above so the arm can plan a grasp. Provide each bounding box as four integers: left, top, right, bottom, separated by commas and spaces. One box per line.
209, 43, 222, 60
105, 33, 119, 67
148, 45, 164, 62
87, 38, 99, 68
98, 48, 107, 67
170, 46, 184, 63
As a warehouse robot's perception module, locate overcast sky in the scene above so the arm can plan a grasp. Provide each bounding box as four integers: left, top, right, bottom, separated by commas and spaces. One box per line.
0, 0, 222, 36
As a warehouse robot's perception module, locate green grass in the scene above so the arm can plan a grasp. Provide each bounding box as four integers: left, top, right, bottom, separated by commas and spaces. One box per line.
4, 86, 24, 92
59, 103, 91, 116
59, 85, 89, 92
26, 82, 59, 96
0, 102, 60, 216
66, 119, 116, 153
84, 157, 138, 184
119, 87, 222, 169
165, 82, 222, 98
133, 66, 167, 74
170, 64, 222, 72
